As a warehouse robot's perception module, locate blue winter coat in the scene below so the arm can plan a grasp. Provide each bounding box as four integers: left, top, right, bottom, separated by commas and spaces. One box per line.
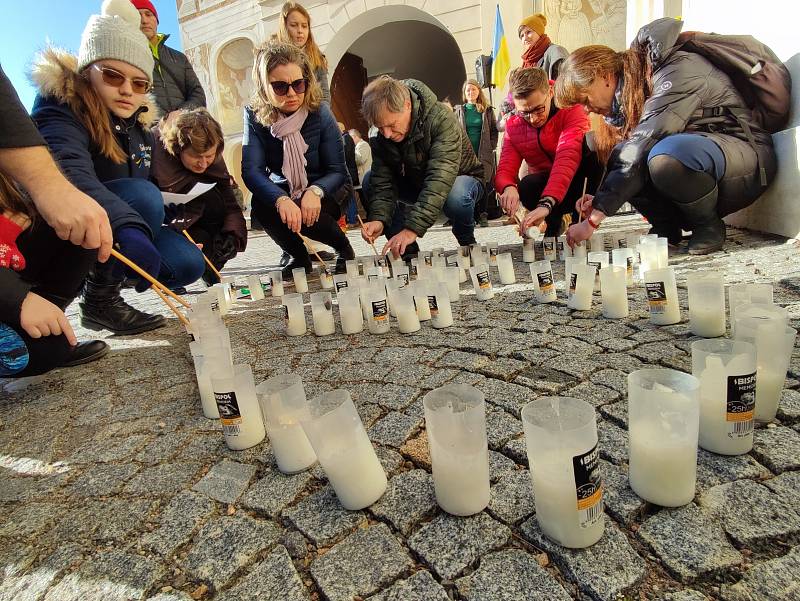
241, 102, 346, 206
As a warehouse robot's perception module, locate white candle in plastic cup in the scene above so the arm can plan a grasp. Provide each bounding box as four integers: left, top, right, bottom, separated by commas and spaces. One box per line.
530, 260, 557, 303
292, 268, 309, 293
345, 259, 359, 279
628, 369, 699, 507
589, 232, 605, 253
564, 255, 586, 291
190, 341, 224, 419
611, 248, 635, 286
496, 252, 516, 284
333, 274, 350, 293
430, 281, 454, 328
587, 251, 609, 291
572, 240, 587, 259
612, 232, 628, 249
557, 235, 567, 260
444, 266, 461, 302
627, 232, 641, 261
393, 266, 410, 288
269, 270, 284, 297
310, 291, 335, 336
283, 293, 307, 336
734, 303, 793, 422
599, 265, 628, 319
395, 288, 421, 333
655, 237, 669, 268
469, 264, 494, 301
644, 267, 681, 325
567, 263, 595, 311
424, 385, 490, 516
543, 237, 557, 261
687, 272, 726, 337
300, 390, 387, 510
319, 268, 334, 290
366, 284, 390, 334
487, 243, 499, 266
470, 244, 486, 267
522, 396, 605, 548
247, 274, 265, 300
691, 339, 757, 456
728, 283, 773, 336
637, 240, 659, 281
337, 288, 363, 334
522, 238, 536, 263
457, 246, 471, 271
211, 363, 267, 451
255, 374, 317, 474
411, 281, 432, 320
210, 284, 229, 315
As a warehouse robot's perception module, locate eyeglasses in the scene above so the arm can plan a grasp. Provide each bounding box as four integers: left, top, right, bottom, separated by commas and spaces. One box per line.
93, 65, 152, 94
517, 104, 548, 118
269, 78, 308, 96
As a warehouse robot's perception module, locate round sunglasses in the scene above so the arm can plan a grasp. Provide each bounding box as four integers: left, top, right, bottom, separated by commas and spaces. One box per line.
269, 78, 308, 96
92, 64, 152, 94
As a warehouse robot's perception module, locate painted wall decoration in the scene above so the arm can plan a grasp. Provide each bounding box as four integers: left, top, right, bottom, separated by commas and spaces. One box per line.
545, 0, 627, 52
216, 38, 256, 132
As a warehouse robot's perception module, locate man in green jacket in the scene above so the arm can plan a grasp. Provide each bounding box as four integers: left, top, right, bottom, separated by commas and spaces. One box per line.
360, 76, 484, 258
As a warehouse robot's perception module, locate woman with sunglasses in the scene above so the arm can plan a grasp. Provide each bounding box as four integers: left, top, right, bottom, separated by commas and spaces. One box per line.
30, 0, 204, 335
242, 41, 353, 276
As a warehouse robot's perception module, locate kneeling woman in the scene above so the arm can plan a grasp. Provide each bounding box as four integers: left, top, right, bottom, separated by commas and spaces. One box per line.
30, 0, 205, 334
559, 18, 777, 255
151, 109, 247, 284
242, 41, 353, 276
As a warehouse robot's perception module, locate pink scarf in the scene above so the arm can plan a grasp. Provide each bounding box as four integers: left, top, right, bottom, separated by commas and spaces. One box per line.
270, 106, 310, 200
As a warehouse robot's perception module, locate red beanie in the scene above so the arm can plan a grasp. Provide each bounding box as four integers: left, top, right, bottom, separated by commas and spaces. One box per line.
131, 0, 159, 23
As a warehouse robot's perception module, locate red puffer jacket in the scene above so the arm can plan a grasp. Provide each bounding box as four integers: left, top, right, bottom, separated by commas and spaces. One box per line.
495, 104, 589, 203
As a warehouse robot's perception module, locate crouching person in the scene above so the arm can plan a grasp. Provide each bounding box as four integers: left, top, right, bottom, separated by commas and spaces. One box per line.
359, 76, 484, 258
30, 0, 205, 335
151, 108, 247, 285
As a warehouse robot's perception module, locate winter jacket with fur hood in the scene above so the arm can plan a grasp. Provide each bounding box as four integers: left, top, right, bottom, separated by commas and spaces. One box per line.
29, 49, 158, 237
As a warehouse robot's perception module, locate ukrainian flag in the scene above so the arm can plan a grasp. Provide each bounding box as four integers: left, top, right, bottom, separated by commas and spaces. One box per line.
491, 5, 510, 88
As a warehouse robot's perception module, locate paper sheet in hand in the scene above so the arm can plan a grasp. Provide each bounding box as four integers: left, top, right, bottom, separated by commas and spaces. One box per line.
162, 182, 216, 206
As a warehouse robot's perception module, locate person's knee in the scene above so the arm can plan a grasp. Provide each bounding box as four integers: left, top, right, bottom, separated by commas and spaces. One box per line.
121, 179, 165, 226
448, 176, 481, 210
647, 153, 684, 193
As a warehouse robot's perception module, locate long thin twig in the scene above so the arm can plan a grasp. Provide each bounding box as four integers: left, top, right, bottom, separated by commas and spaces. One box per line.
152, 284, 190, 327
182, 230, 222, 281
109, 248, 191, 308
357, 215, 380, 256
578, 177, 589, 222
297, 233, 329, 270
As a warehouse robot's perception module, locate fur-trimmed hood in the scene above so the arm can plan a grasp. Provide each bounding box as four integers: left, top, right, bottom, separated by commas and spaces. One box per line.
30, 46, 159, 127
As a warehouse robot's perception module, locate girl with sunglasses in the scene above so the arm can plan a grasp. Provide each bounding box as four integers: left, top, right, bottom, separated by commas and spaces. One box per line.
242, 41, 353, 277
30, 0, 205, 335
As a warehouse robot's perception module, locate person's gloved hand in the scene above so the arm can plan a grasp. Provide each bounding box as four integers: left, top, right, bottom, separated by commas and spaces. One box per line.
113, 227, 162, 292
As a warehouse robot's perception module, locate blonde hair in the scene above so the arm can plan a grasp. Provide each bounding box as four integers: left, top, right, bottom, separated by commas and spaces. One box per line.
361, 76, 410, 126
462, 79, 489, 113
508, 67, 549, 99
276, 2, 328, 73
249, 41, 322, 126
160, 108, 225, 157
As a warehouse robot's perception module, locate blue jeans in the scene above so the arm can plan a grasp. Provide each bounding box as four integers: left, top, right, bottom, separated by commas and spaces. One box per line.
345, 192, 358, 224
648, 133, 726, 180
361, 171, 480, 246
105, 179, 205, 288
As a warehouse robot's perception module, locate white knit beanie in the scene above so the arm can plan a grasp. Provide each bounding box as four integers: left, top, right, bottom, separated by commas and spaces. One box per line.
77, 0, 154, 78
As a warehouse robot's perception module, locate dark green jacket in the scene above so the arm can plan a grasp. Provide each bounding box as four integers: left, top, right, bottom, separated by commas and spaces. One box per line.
367, 79, 483, 237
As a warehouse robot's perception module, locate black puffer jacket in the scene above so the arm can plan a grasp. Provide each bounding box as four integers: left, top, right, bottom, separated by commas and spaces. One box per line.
592, 18, 776, 217
150, 35, 206, 115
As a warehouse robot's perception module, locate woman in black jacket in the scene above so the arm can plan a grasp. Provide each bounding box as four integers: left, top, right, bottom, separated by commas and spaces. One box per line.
558, 18, 777, 254
242, 41, 352, 276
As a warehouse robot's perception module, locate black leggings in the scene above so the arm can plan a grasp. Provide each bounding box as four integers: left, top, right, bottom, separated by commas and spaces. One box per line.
4, 219, 97, 377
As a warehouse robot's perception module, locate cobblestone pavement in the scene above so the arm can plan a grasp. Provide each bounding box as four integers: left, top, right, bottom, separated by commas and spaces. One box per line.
1, 216, 800, 601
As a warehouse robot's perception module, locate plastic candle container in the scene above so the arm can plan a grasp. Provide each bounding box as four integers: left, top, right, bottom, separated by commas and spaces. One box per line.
211, 363, 267, 451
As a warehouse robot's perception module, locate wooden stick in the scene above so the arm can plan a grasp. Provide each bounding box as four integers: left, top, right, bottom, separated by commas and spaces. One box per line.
152, 284, 190, 327
356, 215, 380, 257
578, 177, 589, 222
297, 233, 329, 270
182, 230, 222, 281
109, 248, 191, 309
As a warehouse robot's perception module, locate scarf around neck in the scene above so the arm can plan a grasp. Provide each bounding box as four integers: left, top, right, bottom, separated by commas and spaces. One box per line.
270, 106, 310, 200
522, 35, 552, 69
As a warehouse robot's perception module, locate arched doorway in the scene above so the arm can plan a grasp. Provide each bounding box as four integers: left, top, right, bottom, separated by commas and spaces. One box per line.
328, 6, 467, 134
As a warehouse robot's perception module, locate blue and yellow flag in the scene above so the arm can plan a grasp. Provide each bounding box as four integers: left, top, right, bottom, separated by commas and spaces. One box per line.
491, 5, 510, 88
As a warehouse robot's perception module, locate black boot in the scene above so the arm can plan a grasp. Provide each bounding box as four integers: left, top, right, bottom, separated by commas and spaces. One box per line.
80, 266, 166, 335
675, 186, 726, 255
281, 254, 313, 278
60, 340, 110, 367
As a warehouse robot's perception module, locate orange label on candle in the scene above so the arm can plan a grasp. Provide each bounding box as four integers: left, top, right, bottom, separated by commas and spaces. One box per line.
573, 443, 603, 529
726, 372, 756, 437
214, 390, 242, 433
477, 271, 491, 289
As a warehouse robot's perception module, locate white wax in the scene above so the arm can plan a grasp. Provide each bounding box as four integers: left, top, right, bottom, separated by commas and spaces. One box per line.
320, 430, 387, 510
270, 272, 284, 297
531, 466, 605, 548
470, 266, 494, 301
430, 292, 453, 329
530, 262, 556, 303
368, 296, 391, 334
645, 270, 681, 325
319, 270, 334, 290
212, 373, 266, 452
292, 269, 309, 293
755, 370, 785, 422
286, 305, 307, 337
247, 275, 265, 300
690, 306, 726, 338
396, 305, 421, 333
629, 426, 696, 506
312, 308, 335, 336
413, 288, 432, 320
430, 444, 490, 515
267, 423, 318, 474
567, 266, 594, 311
497, 254, 516, 284
543, 238, 557, 261
445, 268, 461, 301
339, 304, 363, 334
601, 288, 628, 319
697, 357, 754, 455
193, 356, 220, 419
558, 236, 568, 260
523, 239, 536, 263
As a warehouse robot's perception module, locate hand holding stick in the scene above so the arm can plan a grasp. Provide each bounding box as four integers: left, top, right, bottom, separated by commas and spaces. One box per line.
298, 233, 329, 271
357, 215, 380, 257
182, 230, 222, 281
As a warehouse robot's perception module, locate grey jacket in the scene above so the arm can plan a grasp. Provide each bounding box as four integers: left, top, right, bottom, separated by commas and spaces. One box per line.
150, 35, 206, 115
453, 104, 498, 184
539, 43, 569, 81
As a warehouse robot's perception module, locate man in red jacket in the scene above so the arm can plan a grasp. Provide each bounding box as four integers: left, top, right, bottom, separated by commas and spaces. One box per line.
496, 67, 596, 236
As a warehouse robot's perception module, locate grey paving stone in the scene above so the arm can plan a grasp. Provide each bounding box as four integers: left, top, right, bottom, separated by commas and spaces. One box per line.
182, 514, 281, 588
191, 459, 257, 504
698, 479, 800, 550
370, 570, 449, 601
408, 512, 511, 580
134, 432, 191, 465
122, 462, 201, 496
485, 408, 523, 450
509, 347, 560, 366
562, 381, 620, 407
146, 593, 194, 601
63, 464, 140, 497
477, 377, 539, 417
310, 523, 413, 601
763, 471, 800, 505
777, 389, 800, 423
519, 516, 646, 601
599, 401, 628, 428
488, 469, 536, 525
43, 550, 165, 601
240, 468, 313, 517
456, 548, 572, 601
630, 341, 686, 363
371, 469, 437, 535
216, 545, 308, 601
0, 543, 82, 601
68, 434, 151, 463
514, 366, 578, 395
140, 490, 215, 557
284, 486, 366, 545
752, 426, 800, 472
368, 411, 422, 448
594, 353, 646, 372
590, 368, 629, 394
695, 450, 771, 492
52, 498, 153, 542
719, 546, 800, 601
542, 356, 605, 379
281, 530, 309, 559
0, 501, 64, 538
598, 337, 640, 351
601, 460, 646, 525
597, 420, 629, 465
656, 591, 709, 601
637, 504, 742, 582
376, 446, 405, 475
349, 382, 420, 411
488, 450, 518, 482
501, 436, 529, 466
